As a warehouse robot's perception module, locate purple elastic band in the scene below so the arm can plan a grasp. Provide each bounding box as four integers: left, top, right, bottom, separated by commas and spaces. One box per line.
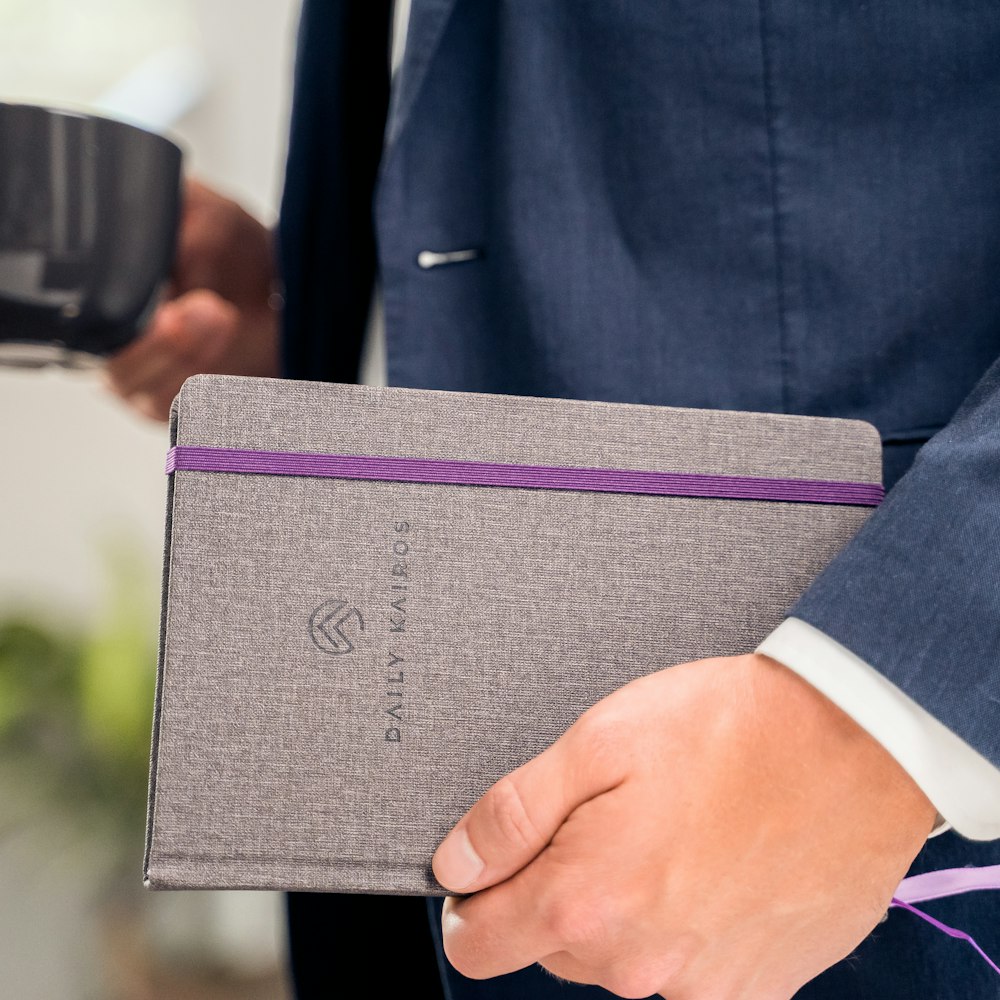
165, 446, 885, 506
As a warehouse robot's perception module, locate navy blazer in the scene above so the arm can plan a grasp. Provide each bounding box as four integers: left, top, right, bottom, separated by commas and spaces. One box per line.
282, 0, 1000, 769
280, 4, 1000, 995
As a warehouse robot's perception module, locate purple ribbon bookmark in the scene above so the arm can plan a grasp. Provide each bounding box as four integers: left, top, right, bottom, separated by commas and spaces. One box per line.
891, 897, 1000, 976
165, 446, 884, 506
896, 863, 1000, 904
890, 864, 1000, 976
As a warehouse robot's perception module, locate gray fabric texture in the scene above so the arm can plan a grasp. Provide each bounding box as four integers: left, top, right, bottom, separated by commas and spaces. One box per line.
145, 374, 881, 894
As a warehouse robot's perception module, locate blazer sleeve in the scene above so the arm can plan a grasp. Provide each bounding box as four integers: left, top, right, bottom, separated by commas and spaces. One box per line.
789, 352, 1000, 773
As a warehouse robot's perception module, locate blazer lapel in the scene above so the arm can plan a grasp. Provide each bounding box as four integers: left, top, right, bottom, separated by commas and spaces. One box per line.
385, 0, 459, 147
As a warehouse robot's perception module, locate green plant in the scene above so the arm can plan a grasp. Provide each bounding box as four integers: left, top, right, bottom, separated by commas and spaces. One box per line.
0, 545, 157, 846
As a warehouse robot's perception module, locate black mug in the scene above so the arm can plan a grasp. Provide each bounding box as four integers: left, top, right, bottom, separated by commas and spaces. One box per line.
0, 102, 183, 367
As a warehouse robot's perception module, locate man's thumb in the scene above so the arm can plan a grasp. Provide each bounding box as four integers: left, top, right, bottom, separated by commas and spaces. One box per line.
432, 722, 620, 894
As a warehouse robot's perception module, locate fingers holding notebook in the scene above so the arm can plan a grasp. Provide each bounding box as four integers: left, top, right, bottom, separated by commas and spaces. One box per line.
436, 653, 937, 999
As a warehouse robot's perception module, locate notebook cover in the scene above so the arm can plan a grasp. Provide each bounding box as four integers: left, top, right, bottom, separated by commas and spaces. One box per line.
144, 374, 882, 895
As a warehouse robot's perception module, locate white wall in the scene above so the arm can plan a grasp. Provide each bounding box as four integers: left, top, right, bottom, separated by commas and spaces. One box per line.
0, 2, 301, 996
0, 0, 299, 616
169, 0, 299, 222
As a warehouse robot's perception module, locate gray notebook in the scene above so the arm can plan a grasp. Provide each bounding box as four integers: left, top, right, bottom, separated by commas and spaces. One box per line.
144, 374, 883, 895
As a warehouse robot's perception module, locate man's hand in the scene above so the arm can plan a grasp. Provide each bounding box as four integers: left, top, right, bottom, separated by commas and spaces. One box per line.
433, 653, 937, 999
104, 179, 280, 421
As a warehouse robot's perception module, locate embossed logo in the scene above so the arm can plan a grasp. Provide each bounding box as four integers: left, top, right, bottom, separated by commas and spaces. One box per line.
309, 599, 365, 655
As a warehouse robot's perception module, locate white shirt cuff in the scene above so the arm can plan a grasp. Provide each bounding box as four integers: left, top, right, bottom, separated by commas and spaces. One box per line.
757, 617, 1000, 841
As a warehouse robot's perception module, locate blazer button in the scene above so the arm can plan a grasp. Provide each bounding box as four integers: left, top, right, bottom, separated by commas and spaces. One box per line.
416, 248, 482, 269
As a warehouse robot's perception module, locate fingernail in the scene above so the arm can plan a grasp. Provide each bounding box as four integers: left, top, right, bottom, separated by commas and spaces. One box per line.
435, 828, 484, 890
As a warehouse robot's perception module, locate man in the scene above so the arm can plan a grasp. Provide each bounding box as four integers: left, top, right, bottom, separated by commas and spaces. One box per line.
108, 2, 1000, 997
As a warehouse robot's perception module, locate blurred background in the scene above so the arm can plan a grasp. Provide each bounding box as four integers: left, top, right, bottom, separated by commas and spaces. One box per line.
0, 1, 300, 996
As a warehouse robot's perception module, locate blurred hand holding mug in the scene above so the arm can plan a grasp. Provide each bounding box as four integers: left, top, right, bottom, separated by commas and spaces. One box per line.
0, 102, 280, 420
103, 177, 282, 421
